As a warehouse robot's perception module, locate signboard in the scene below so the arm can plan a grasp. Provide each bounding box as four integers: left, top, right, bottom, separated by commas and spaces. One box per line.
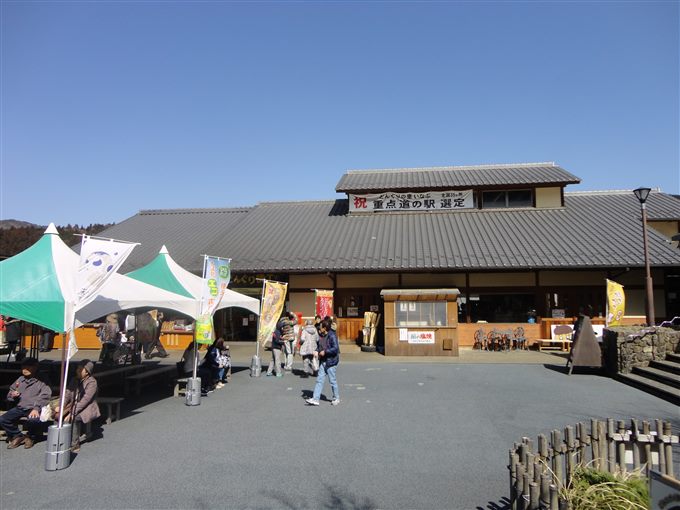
407, 331, 435, 344
349, 190, 473, 213
399, 328, 408, 341
650, 469, 680, 510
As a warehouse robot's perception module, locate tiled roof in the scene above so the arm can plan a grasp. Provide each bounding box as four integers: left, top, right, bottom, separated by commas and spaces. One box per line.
96, 208, 252, 273
203, 191, 680, 272
335, 162, 581, 193
96, 191, 680, 274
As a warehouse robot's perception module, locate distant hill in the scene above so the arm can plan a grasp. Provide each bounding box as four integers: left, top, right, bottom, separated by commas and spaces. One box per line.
0, 219, 41, 229
0, 221, 115, 259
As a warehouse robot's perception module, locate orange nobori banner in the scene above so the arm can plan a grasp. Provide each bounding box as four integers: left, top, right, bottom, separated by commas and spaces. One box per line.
315, 289, 334, 319
257, 280, 288, 346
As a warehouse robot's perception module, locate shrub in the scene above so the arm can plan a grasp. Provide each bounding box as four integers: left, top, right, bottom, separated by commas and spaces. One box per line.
561, 466, 650, 510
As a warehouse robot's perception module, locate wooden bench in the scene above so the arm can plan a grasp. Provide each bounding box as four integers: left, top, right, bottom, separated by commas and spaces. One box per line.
125, 365, 177, 396
538, 339, 572, 351
97, 397, 124, 424
174, 377, 191, 397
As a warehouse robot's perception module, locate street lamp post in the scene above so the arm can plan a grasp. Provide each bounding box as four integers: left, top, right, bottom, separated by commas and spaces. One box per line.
633, 187, 655, 326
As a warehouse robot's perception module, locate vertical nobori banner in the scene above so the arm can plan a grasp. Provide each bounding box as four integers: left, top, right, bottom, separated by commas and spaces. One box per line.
315, 289, 334, 319
74, 236, 138, 358
605, 279, 625, 327
257, 280, 288, 346
196, 256, 231, 344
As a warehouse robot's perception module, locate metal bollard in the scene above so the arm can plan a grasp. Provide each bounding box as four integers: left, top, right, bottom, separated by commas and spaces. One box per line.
45, 423, 72, 471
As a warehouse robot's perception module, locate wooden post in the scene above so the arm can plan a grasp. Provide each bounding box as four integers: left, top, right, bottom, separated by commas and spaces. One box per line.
565, 426, 575, 479
526, 452, 535, 480
538, 434, 548, 461
631, 419, 640, 471
549, 484, 559, 510
529, 482, 539, 510
656, 419, 667, 475
642, 421, 652, 474
540, 471, 551, 509
617, 420, 627, 473
591, 419, 600, 470
523, 472, 531, 510
603, 420, 613, 472
551, 429, 563, 486
516, 464, 526, 510
509, 450, 518, 509
663, 421, 674, 477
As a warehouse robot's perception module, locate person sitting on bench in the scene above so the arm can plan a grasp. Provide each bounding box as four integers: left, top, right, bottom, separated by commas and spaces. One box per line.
1, 357, 51, 449
55, 360, 100, 453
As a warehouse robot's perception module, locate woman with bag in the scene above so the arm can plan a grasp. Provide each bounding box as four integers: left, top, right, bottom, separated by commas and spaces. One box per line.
55, 359, 100, 453
299, 319, 319, 377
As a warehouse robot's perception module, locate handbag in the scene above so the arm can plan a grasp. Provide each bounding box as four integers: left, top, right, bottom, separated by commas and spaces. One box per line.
312, 356, 320, 372
40, 404, 53, 422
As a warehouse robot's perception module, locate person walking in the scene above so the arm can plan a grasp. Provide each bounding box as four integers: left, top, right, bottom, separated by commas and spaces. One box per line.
145, 311, 168, 359
299, 319, 319, 377
39, 327, 54, 352
305, 318, 340, 406
5, 317, 21, 362
266, 315, 287, 378
280, 312, 297, 372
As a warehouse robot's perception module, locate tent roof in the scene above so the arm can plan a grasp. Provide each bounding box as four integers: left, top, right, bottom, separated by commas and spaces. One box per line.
0, 226, 201, 331
127, 247, 260, 316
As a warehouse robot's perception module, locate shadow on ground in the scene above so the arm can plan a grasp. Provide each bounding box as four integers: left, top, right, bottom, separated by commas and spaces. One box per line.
263, 484, 377, 510
476, 496, 511, 510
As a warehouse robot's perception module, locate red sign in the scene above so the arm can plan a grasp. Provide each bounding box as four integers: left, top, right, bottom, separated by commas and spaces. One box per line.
315, 290, 334, 319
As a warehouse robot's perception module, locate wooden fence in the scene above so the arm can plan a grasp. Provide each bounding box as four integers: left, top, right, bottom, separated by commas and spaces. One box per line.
508, 418, 679, 510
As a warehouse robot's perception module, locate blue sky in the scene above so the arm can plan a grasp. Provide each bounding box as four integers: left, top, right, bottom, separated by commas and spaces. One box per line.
1, 1, 678, 226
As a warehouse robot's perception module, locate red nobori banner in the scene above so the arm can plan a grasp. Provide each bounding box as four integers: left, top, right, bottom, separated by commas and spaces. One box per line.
349, 190, 473, 213
315, 290, 334, 319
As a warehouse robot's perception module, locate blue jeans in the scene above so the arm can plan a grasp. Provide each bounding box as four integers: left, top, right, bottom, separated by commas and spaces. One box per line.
312, 363, 338, 401
0, 406, 44, 439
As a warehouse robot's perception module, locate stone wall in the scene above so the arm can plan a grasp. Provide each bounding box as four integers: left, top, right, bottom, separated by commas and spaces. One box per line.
603, 326, 680, 375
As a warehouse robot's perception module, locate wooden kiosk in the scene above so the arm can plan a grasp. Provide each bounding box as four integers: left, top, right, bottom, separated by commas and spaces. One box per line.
380, 289, 460, 356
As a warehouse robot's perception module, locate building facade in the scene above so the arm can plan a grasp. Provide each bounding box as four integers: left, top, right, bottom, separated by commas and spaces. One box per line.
98, 163, 680, 349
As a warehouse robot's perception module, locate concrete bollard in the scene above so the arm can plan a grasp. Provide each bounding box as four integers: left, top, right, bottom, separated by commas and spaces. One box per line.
185, 377, 201, 406
45, 423, 72, 471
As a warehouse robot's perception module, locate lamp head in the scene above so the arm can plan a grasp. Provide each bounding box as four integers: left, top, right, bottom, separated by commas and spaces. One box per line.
633, 187, 651, 204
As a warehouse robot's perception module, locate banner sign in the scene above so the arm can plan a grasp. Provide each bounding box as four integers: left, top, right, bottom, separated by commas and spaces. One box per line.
606, 279, 625, 326
75, 236, 137, 311
349, 190, 473, 213
201, 256, 231, 316
257, 280, 288, 346
407, 331, 435, 344
195, 313, 214, 345
315, 290, 334, 319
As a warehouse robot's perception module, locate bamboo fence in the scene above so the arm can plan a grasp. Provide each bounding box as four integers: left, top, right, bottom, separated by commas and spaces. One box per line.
508, 418, 679, 510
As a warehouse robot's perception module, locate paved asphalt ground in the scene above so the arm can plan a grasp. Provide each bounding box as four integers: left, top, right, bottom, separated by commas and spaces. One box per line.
1, 347, 678, 510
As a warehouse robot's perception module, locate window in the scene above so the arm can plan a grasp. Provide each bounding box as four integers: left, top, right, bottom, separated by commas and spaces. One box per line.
396, 301, 447, 327
481, 189, 533, 209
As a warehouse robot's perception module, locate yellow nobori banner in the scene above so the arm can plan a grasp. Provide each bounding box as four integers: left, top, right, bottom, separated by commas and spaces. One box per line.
257, 280, 288, 345
606, 279, 625, 326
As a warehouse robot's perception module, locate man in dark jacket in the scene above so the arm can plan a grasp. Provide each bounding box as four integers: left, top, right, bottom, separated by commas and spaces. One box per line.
265, 315, 288, 378
305, 318, 340, 406
1, 357, 51, 449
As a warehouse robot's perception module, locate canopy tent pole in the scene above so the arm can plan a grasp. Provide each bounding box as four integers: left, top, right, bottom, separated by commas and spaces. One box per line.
250, 278, 266, 377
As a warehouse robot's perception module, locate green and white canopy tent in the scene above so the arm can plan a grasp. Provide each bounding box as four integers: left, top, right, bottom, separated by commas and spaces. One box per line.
126, 245, 260, 318
0, 225, 198, 332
